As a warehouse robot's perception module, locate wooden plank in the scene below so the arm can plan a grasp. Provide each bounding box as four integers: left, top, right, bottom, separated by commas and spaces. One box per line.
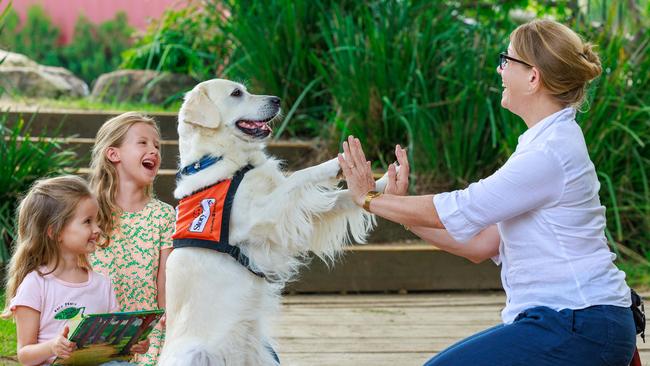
276, 337, 472, 353
276, 294, 650, 366
14, 136, 317, 170
640, 351, 650, 365
274, 324, 495, 339
285, 251, 502, 293
282, 292, 505, 305
4, 110, 181, 139
277, 352, 433, 366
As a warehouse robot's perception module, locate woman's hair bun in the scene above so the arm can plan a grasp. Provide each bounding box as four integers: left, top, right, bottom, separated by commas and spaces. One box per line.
581, 42, 602, 81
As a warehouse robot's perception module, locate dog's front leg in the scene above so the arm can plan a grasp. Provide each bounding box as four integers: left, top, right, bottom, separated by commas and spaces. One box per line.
286, 157, 341, 185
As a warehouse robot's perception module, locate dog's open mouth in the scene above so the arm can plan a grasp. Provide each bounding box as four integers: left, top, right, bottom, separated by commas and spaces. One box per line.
236, 117, 273, 138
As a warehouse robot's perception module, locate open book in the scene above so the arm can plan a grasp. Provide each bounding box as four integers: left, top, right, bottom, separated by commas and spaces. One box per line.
52, 308, 164, 366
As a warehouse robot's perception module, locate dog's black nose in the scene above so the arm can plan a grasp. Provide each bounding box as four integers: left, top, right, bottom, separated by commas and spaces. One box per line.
269, 97, 281, 106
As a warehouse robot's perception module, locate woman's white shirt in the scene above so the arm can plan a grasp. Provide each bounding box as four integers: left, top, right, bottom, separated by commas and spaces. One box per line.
434, 107, 631, 324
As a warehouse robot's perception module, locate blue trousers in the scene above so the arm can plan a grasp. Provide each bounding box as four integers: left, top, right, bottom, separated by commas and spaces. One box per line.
424, 305, 636, 366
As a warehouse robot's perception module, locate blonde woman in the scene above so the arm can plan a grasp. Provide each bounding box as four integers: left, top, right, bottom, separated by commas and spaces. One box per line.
89, 112, 175, 366
339, 20, 636, 365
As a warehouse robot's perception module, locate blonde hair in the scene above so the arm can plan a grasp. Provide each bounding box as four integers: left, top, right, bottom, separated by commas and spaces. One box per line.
2, 175, 93, 318
510, 19, 602, 108
89, 112, 160, 248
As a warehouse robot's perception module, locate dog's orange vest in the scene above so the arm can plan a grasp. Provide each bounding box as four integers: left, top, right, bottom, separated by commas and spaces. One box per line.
172, 165, 265, 278
172, 179, 231, 243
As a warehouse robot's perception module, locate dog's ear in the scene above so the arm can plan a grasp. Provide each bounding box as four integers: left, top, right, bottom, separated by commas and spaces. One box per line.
181, 85, 222, 129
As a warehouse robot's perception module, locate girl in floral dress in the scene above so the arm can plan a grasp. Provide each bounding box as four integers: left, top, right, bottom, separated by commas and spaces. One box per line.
89, 112, 175, 366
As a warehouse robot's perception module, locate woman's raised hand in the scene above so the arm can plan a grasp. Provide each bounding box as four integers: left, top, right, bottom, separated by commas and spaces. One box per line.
384, 145, 410, 196
338, 136, 376, 207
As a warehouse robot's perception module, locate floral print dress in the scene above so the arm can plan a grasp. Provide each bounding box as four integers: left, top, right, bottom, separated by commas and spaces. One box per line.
91, 199, 175, 366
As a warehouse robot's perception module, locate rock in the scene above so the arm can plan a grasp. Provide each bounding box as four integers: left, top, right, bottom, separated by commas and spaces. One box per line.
0, 49, 38, 67
91, 69, 197, 104
0, 50, 89, 98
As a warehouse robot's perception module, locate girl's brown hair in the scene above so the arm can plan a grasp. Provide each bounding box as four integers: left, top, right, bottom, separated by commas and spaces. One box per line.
89, 112, 160, 248
2, 175, 93, 318
510, 19, 602, 108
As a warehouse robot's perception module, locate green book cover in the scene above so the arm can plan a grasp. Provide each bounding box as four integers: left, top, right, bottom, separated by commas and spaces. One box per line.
52, 308, 164, 366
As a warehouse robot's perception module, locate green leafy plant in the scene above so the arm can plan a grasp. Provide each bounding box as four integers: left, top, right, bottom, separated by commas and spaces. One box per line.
121, 4, 226, 81
0, 5, 133, 85
9, 5, 60, 66
0, 114, 77, 263
61, 12, 134, 84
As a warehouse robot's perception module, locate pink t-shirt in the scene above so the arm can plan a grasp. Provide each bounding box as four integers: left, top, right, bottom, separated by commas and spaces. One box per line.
10, 268, 119, 363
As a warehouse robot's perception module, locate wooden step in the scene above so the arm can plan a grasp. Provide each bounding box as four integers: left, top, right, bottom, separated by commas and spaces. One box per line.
285, 242, 502, 293
5, 109, 180, 139
17, 136, 317, 170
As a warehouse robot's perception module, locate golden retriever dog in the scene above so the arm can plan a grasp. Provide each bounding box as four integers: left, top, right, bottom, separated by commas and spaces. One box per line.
159, 79, 389, 365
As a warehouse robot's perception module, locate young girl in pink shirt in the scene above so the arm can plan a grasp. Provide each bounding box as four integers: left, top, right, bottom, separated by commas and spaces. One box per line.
89, 112, 175, 366
1, 175, 148, 365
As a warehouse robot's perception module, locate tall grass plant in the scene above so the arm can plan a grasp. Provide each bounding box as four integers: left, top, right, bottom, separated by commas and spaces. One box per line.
121, 0, 650, 258
0, 114, 77, 263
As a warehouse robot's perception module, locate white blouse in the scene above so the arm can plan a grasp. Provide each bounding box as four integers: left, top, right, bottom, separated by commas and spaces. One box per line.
434, 107, 631, 323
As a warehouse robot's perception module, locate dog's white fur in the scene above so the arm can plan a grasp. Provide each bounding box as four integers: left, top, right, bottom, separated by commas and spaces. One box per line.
159, 79, 389, 366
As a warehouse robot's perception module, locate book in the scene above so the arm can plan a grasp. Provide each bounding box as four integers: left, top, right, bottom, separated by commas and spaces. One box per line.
52, 308, 164, 366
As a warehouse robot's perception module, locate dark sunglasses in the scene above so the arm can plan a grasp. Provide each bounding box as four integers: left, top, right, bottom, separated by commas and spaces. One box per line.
499, 52, 533, 69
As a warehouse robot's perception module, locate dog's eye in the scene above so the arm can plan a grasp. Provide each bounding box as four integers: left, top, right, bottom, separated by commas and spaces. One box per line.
230, 89, 242, 97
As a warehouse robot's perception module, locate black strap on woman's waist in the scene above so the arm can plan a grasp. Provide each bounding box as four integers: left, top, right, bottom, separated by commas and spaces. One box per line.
631, 288, 645, 342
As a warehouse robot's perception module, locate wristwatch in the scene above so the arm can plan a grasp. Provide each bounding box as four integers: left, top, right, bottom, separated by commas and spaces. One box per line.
363, 190, 382, 212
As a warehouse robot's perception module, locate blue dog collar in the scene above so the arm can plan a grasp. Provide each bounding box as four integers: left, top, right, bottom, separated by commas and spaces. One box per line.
176, 155, 223, 180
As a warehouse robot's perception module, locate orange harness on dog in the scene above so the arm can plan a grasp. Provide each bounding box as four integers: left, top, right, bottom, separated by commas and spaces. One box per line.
172, 165, 265, 278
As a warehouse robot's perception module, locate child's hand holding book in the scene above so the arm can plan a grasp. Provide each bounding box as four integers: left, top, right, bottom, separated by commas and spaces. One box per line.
130, 338, 150, 355
49, 326, 76, 359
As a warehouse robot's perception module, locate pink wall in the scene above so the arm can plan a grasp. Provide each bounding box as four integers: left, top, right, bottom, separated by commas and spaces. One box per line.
4, 0, 186, 43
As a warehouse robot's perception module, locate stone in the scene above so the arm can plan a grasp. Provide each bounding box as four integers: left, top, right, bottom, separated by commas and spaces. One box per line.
0, 49, 38, 67
0, 49, 89, 98
91, 69, 197, 104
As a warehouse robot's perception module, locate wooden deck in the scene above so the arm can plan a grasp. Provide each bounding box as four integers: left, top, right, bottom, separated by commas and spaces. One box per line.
275, 292, 650, 366
0, 292, 647, 365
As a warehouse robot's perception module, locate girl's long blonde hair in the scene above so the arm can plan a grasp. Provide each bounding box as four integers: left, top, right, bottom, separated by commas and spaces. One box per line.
89, 112, 160, 248
2, 175, 93, 318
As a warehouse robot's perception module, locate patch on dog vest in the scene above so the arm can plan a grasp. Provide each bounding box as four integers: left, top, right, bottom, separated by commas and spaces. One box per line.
172, 181, 231, 243
173, 165, 252, 245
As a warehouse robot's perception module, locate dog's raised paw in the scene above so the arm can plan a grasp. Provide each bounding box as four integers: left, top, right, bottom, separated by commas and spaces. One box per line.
317, 157, 343, 180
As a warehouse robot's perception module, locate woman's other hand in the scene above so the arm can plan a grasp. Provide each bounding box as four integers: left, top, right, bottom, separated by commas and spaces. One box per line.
384, 144, 409, 196
338, 136, 376, 207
